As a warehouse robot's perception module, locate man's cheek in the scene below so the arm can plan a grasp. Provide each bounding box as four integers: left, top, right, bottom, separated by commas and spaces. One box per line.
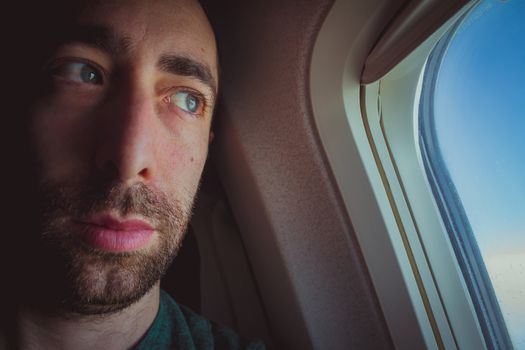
160, 142, 207, 198
29, 107, 93, 181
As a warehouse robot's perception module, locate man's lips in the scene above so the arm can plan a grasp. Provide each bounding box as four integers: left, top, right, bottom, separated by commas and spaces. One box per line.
86, 215, 154, 231
73, 215, 155, 252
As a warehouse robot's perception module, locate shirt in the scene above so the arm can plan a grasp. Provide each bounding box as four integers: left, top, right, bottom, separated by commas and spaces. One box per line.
134, 290, 266, 350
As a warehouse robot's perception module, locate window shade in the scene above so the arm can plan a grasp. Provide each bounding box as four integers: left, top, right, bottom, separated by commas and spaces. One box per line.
361, 0, 471, 84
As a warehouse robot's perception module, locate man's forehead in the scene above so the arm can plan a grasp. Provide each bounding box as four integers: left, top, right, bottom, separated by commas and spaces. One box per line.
77, 0, 208, 36
78, 1, 213, 48
75, 0, 216, 56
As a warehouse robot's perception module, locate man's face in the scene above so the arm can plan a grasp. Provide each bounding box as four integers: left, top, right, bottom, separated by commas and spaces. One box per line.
27, 0, 218, 314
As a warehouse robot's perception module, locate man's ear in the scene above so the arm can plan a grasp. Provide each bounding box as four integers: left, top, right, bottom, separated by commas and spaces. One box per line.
209, 130, 215, 143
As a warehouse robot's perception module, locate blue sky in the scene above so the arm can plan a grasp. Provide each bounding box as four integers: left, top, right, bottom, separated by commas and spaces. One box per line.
432, 0, 524, 347
434, 0, 525, 253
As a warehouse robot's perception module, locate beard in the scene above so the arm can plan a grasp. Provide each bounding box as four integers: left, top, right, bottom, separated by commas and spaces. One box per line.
27, 176, 195, 316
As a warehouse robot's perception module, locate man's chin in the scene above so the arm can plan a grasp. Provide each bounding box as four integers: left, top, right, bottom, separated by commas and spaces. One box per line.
63, 268, 159, 316
54, 237, 179, 316
60, 253, 157, 315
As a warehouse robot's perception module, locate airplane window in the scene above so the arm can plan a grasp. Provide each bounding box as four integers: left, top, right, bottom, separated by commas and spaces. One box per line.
419, 0, 525, 348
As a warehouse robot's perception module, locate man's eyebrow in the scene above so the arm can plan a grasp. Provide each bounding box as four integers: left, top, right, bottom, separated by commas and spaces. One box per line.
158, 55, 217, 98
61, 25, 132, 56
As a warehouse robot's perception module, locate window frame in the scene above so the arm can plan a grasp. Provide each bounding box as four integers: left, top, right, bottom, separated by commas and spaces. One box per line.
310, 0, 488, 348
418, 10, 513, 348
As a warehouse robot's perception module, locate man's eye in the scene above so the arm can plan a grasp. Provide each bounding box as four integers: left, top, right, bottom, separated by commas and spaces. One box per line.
50, 61, 103, 85
170, 91, 203, 114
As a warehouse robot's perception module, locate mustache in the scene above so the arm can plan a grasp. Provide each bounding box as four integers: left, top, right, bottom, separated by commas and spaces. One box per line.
38, 177, 189, 234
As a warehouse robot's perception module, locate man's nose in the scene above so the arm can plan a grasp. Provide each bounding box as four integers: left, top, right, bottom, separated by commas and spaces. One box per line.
94, 83, 157, 184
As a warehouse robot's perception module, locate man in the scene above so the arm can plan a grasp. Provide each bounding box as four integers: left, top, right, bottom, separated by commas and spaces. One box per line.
0, 0, 264, 349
